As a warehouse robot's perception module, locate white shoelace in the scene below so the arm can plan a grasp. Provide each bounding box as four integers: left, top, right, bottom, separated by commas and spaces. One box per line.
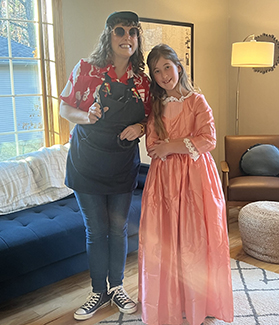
81, 292, 101, 310
109, 286, 132, 305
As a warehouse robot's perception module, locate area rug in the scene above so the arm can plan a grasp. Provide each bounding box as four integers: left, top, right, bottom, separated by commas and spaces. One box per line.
97, 259, 279, 325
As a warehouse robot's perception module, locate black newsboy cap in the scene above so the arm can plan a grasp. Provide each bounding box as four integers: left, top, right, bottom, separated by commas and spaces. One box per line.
106, 11, 139, 27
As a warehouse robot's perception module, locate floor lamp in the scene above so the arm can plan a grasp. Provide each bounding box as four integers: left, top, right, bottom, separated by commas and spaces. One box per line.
231, 34, 274, 135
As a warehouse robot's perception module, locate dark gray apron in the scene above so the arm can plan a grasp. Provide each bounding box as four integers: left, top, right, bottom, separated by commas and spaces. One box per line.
65, 73, 145, 194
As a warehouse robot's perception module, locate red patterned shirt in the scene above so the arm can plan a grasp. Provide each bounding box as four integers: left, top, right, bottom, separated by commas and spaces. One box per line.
60, 59, 151, 116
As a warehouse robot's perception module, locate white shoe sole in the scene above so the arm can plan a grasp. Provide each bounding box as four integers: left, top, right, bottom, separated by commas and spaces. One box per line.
112, 301, 138, 314
74, 300, 110, 320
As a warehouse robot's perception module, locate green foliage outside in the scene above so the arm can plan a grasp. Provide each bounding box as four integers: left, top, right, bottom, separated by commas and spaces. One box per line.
0, 138, 44, 161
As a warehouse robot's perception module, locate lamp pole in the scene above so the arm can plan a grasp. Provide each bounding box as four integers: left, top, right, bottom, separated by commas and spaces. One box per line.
235, 67, 240, 135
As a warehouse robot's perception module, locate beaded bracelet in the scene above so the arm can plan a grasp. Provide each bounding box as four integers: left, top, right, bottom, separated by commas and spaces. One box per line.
137, 123, 145, 137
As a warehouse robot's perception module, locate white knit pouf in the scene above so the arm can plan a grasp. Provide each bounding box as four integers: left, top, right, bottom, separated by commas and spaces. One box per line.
238, 201, 279, 263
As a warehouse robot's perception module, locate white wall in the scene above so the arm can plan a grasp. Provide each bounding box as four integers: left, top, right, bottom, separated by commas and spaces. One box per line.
61, 0, 229, 165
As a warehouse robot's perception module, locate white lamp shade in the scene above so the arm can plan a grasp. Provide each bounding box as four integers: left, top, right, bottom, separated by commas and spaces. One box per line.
231, 40, 274, 67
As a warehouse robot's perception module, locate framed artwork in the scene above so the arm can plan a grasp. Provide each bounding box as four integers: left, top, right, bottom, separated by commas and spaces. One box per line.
139, 18, 194, 81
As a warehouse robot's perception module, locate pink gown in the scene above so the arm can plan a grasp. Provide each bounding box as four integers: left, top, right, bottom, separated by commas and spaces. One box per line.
138, 93, 234, 325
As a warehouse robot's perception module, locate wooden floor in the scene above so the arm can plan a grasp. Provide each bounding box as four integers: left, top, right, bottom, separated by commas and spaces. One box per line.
1, 207, 279, 325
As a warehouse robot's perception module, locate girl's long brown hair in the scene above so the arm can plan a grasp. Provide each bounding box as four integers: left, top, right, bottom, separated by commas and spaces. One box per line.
147, 44, 196, 139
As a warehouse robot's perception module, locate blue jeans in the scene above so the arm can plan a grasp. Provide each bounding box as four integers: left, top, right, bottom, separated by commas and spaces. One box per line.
74, 191, 133, 293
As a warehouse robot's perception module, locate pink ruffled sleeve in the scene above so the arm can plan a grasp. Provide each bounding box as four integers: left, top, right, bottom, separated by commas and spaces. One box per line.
189, 94, 216, 154
145, 112, 159, 151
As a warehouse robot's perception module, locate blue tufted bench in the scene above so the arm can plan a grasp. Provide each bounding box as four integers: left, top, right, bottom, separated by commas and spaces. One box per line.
0, 163, 149, 304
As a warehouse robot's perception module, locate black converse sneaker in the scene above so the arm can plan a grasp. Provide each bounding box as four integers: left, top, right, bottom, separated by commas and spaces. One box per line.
109, 286, 137, 314
74, 292, 111, 320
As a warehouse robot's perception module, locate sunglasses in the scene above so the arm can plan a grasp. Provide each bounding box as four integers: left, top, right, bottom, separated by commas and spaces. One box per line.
111, 26, 140, 38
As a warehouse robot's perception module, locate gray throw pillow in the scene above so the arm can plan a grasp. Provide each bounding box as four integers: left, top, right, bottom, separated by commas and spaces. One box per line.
240, 144, 279, 176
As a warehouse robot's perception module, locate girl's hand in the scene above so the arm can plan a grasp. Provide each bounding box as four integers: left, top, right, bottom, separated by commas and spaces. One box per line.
148, 140, 169, 159
119, 123, 143, 141
87, 103, 109, 124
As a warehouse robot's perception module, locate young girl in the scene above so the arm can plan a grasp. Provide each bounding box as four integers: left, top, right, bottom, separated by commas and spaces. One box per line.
138, 44, 233, 325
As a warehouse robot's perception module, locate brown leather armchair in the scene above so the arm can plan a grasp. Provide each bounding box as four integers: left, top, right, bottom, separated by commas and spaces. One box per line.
221, 135, 279, 229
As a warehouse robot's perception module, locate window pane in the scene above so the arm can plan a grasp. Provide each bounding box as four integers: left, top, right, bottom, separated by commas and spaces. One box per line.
0, 1, 7, 18
42, 23, 55, 61
47, 24, 55, 61
18, 131, 44, 155
52, 97, 59, 132
0, 97, 14, 132
0, 20, 8, 45
0, 131, 44, 161
13, 60, 41, 94
0, 134, 17, 161
10, 21, 38, 53
44, 0, 53, 24
49, 61, 57, 97
8, 0, 37, 21
15, 96, 43, 131
0, 36, 8, 57
0, 30, 38, 59
0, 59, 12, 94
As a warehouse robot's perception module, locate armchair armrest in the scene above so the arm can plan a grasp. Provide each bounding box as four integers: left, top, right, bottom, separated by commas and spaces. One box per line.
220, 161, 229, 200
220, 160, 229, 173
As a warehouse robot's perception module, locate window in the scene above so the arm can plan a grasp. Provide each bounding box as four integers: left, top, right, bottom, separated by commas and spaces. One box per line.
0, 0, 68, 161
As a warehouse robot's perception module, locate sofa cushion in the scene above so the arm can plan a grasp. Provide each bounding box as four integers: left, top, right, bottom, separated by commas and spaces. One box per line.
0, 144, 73, 215
0, 194, 85, 282
228, 176, 279, 201
240, 144, 279, 176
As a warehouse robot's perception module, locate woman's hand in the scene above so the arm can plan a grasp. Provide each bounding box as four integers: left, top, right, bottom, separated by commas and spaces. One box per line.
119, 123, 143, 141
148, 140, 170, 159
60, 100, 109, 125
87, 103, 109, 124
